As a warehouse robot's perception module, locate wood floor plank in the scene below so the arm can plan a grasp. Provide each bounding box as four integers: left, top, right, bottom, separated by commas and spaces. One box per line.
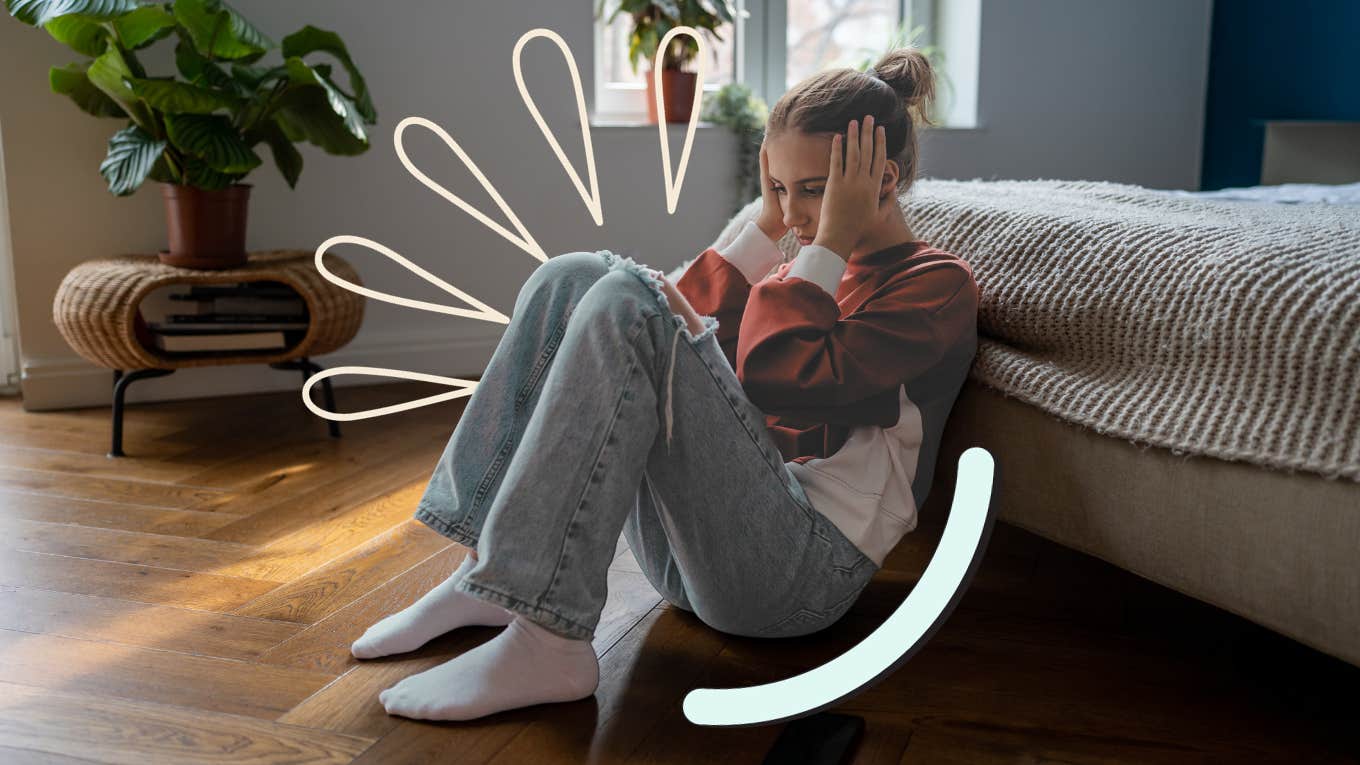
274, 629, 508, 741
0, 518, 272, 578
0, 443, 212, 485
0, 411, 181, 455
483, 605, 731, 765
0, 549, 281, 612
175, 407, 454, 492
228, 520, 452, 623
185, 426, 446, 517
0, 466, 230, 510
850, 720, 914, 765
0, 744, 109, 764
204, 449, 436, 549
256, 545, 469, 674
0, 680, 374, 764
0, 586, 303, 662
0, 489, 238, 537
273, 566, 667, 743
0, 629, 339, 721
896, 722, 1285, 765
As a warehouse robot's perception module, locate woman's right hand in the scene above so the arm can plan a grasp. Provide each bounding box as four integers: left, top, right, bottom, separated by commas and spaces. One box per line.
753, 142, 788, 242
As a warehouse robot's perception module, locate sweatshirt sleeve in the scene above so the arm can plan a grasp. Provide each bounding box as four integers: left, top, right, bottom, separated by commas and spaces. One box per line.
674, 221, 785, 370
735, 247, 978, 418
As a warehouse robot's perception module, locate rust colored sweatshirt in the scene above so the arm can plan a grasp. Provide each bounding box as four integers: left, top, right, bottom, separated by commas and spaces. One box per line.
674, 221, 979, 566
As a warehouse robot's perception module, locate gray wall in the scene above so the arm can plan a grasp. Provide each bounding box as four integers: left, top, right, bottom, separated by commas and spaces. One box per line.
923, 0, 1212, 187
1, 0, 1211, 411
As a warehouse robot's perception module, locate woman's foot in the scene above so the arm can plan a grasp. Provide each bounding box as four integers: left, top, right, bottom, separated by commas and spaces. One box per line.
379, 615, 599, 721
350, 553, 514, 659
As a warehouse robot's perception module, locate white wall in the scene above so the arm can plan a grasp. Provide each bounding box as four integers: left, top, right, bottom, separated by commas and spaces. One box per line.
1, 0, 1211, 411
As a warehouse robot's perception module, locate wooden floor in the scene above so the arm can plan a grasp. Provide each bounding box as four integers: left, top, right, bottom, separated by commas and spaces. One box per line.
0, 382, 1355, 764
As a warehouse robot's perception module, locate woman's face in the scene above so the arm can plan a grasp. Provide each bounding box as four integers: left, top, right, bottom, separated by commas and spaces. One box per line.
763, 130, 835, 247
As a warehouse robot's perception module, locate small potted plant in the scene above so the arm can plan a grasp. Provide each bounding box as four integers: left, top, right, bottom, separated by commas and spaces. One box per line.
6, 0, 378, 270
699, 81, 768, 213
596, 0, 736, 123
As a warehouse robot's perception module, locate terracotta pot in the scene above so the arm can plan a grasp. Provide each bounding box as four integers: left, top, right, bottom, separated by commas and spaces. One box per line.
645, 67, 698, 124
159, 183, 251, 269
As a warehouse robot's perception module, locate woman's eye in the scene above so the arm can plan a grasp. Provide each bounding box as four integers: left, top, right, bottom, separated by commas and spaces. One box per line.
773, 187, 786, 195
802, 187, 823, 197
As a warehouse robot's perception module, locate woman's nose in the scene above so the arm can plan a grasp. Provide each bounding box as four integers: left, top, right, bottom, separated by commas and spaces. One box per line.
782, 202, 807, 228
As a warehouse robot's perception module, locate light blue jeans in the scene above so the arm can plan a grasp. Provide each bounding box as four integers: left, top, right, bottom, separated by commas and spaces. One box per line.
413, 250, 877, 641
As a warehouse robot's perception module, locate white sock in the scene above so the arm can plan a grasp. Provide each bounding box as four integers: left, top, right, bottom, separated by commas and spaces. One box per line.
379, 615, 599, 721
351, 553, 514, 659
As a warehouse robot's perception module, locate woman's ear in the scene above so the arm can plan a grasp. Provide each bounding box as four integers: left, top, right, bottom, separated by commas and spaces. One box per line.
878, 159, 901, 204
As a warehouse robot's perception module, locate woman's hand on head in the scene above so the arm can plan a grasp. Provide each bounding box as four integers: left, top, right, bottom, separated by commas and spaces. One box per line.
754, 142, 788, 242
813, 115, 887, 262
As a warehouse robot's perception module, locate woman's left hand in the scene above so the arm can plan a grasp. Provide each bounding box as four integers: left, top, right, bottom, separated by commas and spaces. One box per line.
813, 114, 887, 262
646, 268, 707, 337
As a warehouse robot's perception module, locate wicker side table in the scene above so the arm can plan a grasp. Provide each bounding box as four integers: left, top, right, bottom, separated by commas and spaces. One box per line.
53, 249, 365, 457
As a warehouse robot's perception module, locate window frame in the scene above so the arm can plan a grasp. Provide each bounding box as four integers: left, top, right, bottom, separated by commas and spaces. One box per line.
592, 0, 942, 123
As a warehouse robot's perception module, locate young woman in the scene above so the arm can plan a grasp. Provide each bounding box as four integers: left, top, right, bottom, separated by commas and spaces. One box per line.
352, 47, 979, 722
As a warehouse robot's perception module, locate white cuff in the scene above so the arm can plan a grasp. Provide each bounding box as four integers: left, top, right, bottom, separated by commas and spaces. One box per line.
717, 221, 785, 284
783, 244, 847, 296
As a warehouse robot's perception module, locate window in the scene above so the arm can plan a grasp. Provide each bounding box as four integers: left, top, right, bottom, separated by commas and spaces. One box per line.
593, 5, 738, 122
593, 0, 977, 128
784, 0, 930, 90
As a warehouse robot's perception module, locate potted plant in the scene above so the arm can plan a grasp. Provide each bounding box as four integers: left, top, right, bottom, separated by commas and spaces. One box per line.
6, 0, 377, 269
699, 81, 768, 213
596, 0, 736, 124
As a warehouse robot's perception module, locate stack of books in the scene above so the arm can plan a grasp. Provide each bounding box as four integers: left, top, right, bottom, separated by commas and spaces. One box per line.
137, 282, 310, 353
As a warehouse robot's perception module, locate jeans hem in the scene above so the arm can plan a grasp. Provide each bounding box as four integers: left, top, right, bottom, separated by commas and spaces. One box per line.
455, 575, 595, 641
413, 502, 478, 548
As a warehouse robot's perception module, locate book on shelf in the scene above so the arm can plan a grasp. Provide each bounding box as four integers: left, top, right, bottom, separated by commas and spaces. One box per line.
150, 315, 309, 331
178, 283, 300, 298
170, 295, 306, 315
140, 282, 307, 323
151, 330, 290, 352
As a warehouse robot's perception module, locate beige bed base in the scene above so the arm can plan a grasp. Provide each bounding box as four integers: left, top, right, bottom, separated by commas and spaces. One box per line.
924, 380, 1360, 667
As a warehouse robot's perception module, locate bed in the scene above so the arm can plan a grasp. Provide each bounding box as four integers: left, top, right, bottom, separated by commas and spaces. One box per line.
674, 179, 1360, 668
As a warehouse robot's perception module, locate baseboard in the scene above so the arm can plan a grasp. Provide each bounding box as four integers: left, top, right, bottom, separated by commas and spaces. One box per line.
17, 327, 501, 411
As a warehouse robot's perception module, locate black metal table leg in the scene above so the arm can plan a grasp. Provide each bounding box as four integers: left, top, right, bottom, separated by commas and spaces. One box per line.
270, 356, 342, 438
110, 368, 175, 458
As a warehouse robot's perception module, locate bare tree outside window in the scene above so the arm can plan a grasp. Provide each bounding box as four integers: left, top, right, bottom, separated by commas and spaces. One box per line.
786, 0, 899, 88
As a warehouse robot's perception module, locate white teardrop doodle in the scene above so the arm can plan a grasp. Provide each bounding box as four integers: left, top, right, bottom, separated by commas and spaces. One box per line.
394, 116, 549, 262
314, 234, 509, 324
302, 366, 479, 422
514, 28, 603, 227
654, 26, 707, 215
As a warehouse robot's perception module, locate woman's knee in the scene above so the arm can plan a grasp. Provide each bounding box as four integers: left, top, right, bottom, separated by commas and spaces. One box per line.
520, 250, 610, 304
574, 267, 662, 324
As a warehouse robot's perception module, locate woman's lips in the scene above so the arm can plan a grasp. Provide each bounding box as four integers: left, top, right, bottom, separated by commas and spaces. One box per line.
798, 236, 814, 245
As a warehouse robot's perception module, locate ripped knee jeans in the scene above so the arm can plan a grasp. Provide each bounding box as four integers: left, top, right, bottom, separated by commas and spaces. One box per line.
413, 249, 877, 641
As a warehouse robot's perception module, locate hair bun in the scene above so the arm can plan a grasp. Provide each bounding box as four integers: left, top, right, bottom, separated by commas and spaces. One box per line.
873, 48, 937, 126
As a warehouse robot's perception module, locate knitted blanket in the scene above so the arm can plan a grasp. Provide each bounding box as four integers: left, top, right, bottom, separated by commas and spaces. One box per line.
691, 179, 1360, 482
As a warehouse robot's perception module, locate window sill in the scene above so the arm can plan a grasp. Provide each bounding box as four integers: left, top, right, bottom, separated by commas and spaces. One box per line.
925, 123, 985, 133
590, 117, 726, 130
589, 117, 982, 132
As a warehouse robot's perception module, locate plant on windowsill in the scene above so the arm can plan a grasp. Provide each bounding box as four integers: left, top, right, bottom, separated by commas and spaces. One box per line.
6, 0, 378, 270
853, 22, 953, 125
699, 82, 768, 214
595, 0, 736, 124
